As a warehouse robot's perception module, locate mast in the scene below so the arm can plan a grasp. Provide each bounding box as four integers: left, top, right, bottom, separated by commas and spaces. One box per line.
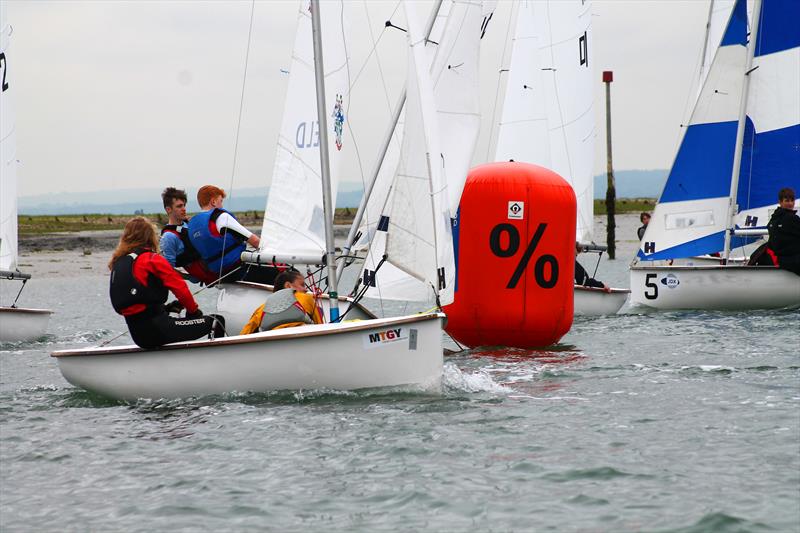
335, 0, 444, 284
310, 0, 339, 321
722, 0, 762, 261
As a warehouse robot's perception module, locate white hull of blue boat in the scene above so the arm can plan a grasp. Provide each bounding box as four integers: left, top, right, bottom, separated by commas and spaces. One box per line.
629, 266, 800, 310
573, 286, 630, 316
52, 313, 444, 401
0, 307, 52, 343
215, 281, 375, 335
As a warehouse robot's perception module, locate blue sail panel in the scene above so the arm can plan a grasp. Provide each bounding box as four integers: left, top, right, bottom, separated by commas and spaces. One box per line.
637, 232, 754, 261
738, 120, 800, 210
720, 0, 748, 47
755, 0, 800, 57
660, 122, 739, 203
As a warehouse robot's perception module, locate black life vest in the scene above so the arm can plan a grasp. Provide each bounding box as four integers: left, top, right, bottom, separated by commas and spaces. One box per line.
161, 224, 202, 268
109, 251, 168, 316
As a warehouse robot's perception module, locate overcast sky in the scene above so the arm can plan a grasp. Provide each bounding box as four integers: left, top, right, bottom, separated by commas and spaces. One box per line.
6, 0, 716, 198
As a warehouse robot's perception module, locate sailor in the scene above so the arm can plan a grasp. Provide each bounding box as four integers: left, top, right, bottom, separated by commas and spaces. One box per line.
159, 187, 217, 285
765, 187, 800, 276
574, 242, 610, 292
109, 217, 225, 349
637, 212, 651, 240
187, 185, 278, 284
239, 270, 324, 334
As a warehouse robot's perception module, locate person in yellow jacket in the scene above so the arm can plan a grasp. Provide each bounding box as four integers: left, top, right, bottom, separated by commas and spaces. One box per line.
239, 270, 324, 334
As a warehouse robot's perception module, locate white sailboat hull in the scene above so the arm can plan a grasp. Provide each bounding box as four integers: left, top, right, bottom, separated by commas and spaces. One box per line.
573, 286, 630, 316
52, 313, 444, 401
630, 265, 800, 310
0, 307, 52, 343
215, 281, 375, 335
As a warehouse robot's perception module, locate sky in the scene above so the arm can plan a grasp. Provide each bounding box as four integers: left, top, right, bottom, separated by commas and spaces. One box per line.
5, 0, 718, 198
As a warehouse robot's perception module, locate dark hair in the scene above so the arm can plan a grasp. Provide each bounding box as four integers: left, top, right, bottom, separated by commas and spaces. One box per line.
640, 212, 651, 223
273, 270, 304, 291
778, 187, 795, 202
162, 187, 187, 209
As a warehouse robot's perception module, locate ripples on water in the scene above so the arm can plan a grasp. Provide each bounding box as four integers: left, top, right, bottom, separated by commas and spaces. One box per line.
2, 269, 799, 532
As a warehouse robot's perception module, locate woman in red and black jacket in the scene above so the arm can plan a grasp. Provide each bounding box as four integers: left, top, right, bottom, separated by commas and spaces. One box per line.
109, 217, 225, 349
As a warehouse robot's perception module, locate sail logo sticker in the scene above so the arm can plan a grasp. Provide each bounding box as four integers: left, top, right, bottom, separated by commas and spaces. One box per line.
363, 328, 408, 349
508, 201, 524, 220
660, 274, 680, 289
331, 94, 345, 151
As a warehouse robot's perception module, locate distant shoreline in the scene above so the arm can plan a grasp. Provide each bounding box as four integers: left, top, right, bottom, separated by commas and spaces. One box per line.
18, 201, 654, 237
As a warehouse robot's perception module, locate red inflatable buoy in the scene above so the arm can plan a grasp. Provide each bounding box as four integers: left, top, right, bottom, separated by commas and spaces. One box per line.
444, 162, 576, 348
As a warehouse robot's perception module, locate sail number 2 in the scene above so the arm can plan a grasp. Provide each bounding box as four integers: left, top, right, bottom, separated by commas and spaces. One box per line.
0, 53, 8, 92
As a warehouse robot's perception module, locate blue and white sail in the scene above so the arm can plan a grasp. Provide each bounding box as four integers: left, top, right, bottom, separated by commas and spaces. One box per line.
639, 0, 753, 260
732, 0, 800, 233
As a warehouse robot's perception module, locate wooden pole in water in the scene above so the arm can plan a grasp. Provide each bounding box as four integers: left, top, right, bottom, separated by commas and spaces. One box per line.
603, 70, 616, 260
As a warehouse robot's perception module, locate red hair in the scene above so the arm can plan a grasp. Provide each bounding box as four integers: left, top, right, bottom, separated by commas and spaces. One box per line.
197, 185, 226, 208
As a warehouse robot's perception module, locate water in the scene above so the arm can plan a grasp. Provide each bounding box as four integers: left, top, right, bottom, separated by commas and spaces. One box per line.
2, 215, 798, 532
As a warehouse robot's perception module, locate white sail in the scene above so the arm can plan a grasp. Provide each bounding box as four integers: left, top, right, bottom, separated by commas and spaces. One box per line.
360, 0, 488, 303
259, 1, 350, 261
699, 0, 736, 92
379, 1, 456, 306
0, 3, 18, 273
494, 0, 594, 243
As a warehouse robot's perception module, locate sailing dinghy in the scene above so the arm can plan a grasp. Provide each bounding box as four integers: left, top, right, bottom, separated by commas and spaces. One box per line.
630, 0, 800, 311
1, 6, 52, 343
51, 1, 452, 400
492, 0, 629, 315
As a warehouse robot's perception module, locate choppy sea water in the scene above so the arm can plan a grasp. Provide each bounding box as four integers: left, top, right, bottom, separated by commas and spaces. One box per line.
2, 215, 798, 532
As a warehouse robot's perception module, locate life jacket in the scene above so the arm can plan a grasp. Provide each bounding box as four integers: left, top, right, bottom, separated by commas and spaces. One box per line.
260, 288, 313, 331
161, 224, 218, 284
187, 208, 247, 274
109, 251, 168, 317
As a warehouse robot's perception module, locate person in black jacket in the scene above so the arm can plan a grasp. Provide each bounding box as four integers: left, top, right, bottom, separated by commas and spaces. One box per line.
765, 187, 800, 275
574, 242, 610, 291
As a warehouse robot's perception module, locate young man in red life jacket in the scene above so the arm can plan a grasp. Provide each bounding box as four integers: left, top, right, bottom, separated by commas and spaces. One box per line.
109, 217, 225, 349
187, 185, 281, 284
159, 187, 217, 285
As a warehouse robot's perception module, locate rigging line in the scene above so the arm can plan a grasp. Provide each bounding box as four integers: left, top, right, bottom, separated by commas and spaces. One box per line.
216, 0, 256, 295
485, 0, 516, 162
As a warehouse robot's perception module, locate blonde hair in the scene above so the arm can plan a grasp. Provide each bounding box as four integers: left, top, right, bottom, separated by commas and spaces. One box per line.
197, 185, 226, 208
108, 217, 159, 270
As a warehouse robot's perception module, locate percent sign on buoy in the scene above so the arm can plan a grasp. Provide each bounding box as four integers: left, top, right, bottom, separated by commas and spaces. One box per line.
444, 162, 576, 349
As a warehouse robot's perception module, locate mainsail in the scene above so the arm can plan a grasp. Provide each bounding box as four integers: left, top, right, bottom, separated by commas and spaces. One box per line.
494, 0, 594, 243
359, 0, 489, 303
638, 0, 799, 260
0, 2, 19, 273
259, 1, 350, 262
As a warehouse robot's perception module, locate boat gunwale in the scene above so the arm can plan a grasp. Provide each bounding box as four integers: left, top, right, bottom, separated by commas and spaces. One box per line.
630, 265, 787, 272
0, 306, 54, 315
223, 281, 377, 319
51, 312, 443, 358
573, 285, 631, 294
